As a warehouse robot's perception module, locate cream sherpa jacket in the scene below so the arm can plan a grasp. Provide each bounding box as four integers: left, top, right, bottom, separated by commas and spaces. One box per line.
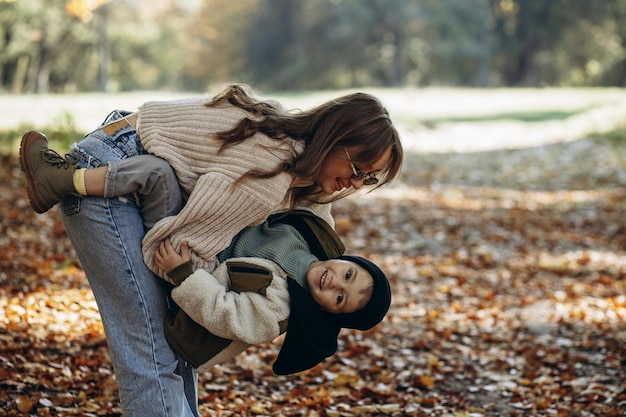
135, 97, 333, 279
171, 257, 291, 372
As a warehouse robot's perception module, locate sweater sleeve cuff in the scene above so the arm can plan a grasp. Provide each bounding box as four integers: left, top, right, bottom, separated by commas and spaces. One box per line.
167, 261, 194, 286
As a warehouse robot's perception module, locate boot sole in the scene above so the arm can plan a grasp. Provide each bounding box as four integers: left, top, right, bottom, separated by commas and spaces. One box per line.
19, 131, 50, 214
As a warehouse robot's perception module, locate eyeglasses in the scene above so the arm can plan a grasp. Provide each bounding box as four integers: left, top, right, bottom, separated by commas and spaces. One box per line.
344, 147, 379, 186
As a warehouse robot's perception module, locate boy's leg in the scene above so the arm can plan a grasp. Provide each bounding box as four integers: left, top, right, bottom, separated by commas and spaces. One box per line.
104, 154, 185, 229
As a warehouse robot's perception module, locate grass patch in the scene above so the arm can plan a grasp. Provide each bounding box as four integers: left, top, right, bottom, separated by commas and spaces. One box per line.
596, 123, 626, 144
421, 108, 590, 125
0, 111, 85, 154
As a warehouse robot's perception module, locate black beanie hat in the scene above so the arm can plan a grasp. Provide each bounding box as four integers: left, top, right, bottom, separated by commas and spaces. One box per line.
272, 256, 391, 375
273, 279, 340, 375
322, 255, 391, 330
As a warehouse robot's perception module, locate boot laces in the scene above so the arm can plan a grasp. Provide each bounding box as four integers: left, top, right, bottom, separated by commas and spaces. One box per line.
42, 149, 72, 169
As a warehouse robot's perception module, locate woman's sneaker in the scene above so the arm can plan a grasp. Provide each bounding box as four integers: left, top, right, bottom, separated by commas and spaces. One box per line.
19, 131, 78, 213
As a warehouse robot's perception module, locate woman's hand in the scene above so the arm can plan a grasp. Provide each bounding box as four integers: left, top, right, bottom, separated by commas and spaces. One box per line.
154, 239, 190, 272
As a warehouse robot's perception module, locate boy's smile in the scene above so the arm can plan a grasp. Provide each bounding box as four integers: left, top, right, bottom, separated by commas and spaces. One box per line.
318, 269, 328, 290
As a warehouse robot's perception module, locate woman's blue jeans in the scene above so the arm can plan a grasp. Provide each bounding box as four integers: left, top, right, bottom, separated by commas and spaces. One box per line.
61, 111, 199, 417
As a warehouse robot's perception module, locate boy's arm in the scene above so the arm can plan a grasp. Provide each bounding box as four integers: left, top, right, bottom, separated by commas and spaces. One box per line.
142, 171, 293, 280
154, 239, 191, 286
170, 258, 291, 345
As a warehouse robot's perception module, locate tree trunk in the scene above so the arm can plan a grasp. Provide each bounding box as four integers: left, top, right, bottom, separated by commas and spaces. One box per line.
98, 4, 110, 92
35, 36, 50, 94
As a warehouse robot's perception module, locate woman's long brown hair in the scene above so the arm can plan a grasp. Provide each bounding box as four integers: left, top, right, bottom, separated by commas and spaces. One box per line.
206, 84, 403, 207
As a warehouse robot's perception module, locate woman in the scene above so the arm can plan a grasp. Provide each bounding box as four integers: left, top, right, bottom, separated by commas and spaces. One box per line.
20, 84, 403, 417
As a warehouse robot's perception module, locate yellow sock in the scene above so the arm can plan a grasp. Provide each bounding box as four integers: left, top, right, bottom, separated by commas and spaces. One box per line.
73, 168, 87, 196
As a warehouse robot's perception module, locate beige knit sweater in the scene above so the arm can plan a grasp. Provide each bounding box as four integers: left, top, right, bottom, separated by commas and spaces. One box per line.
136, 97, 332, 279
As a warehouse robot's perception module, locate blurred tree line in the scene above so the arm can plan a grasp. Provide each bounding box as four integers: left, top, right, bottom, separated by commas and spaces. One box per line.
1, 0, 625, 93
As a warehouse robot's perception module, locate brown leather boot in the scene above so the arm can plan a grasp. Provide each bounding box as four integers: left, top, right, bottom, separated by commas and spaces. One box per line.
19, 131, 79, 213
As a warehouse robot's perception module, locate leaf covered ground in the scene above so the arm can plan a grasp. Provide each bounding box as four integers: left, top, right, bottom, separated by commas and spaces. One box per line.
1, 113, 626, 415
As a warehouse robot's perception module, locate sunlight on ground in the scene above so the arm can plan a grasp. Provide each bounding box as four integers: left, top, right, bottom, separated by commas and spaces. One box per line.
391, 293, 626, 336
355, 183, 623, 211
0, 287, 104, 342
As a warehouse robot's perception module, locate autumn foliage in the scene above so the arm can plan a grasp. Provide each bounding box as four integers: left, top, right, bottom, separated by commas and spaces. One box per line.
65, 0, 111, 22
1, 130, 625, 416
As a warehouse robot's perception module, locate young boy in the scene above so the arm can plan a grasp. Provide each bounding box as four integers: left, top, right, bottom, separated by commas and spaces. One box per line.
157, 211, 391, 374
21, 131, 392, 374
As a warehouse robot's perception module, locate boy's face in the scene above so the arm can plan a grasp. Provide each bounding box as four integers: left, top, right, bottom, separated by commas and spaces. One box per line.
306, 259, 373, 314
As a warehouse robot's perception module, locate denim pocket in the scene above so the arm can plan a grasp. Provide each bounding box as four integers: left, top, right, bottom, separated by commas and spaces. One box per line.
81, 128, 142, 161
71, 111, 144, 168
97, 109, 142, 159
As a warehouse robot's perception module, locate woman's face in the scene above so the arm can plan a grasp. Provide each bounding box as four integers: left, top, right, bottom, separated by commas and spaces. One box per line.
306, 259, 373, 313
314, 146, 392, 195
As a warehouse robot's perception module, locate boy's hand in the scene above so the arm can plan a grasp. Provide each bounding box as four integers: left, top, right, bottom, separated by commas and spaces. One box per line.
154, 239, 190, 272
